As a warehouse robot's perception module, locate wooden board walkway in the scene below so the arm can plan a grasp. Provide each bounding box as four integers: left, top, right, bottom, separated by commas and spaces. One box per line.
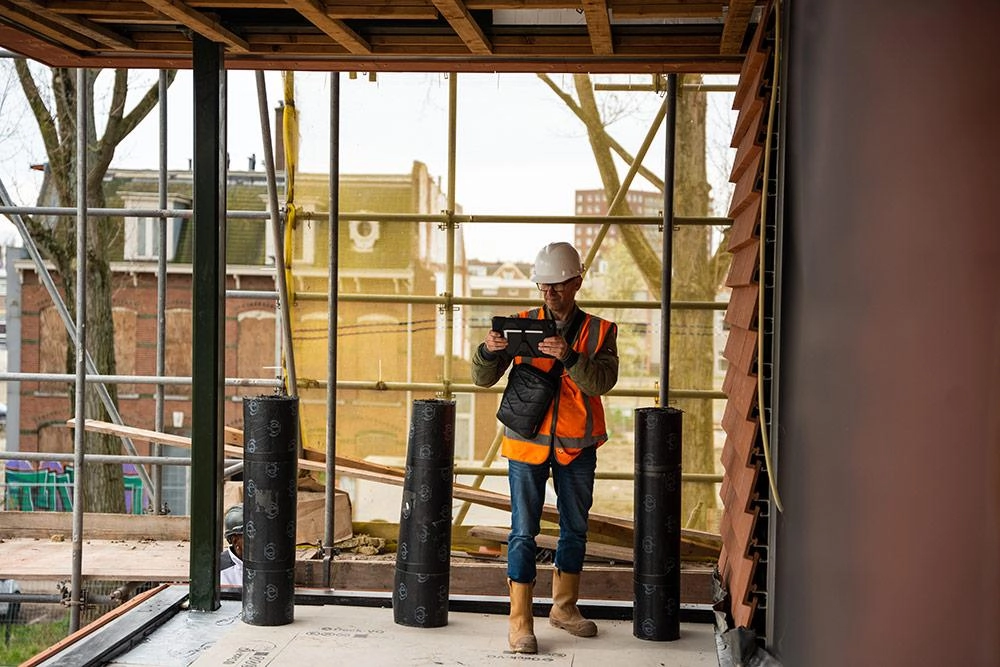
67, 419, 722, 561
0, 537, 716, 604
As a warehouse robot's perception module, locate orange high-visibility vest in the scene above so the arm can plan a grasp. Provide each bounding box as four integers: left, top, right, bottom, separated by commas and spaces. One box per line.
501, 307, 615, 465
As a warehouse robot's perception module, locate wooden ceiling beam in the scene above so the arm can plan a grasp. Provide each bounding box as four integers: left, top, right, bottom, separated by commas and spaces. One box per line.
463, 0, 580, 8
581, 0, 613, 55
187, 0, 288, 6
323, 4, 440, 20
429, 0, 492, 55
48, 1, 159, 16
720, 0, 755, 54
141, 0, 251, 52
610, 1, 725, 19
8, 0, 136, 49
285, 0, 372, 54
188, 0, 438, 19
0, 0, 98, 50
0, 0, 750, 70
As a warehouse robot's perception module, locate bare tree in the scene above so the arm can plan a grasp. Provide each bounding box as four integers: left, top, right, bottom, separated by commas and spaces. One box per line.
539, 73, 731, 531
13, 63, 175, 512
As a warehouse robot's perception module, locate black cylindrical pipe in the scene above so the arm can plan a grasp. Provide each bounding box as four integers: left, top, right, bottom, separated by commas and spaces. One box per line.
633, 406, 683, 641
393, 399, 456, 628
242, 394, 299, 626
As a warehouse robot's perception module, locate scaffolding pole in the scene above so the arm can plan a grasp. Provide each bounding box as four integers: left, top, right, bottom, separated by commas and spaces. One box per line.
323, 71, 342, 572
442, 73, 458, 399
0, 371, 281, 387
256, 70, 298, 400
69, 67, 88, 633
661, 74, 678, 406
153, 68, 169, 515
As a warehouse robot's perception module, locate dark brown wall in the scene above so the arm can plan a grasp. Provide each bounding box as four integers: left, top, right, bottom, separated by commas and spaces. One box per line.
774, 2, 1000, 664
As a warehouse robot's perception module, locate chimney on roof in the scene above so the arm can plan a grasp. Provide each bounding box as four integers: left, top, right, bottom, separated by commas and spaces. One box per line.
274, 102, 285, 172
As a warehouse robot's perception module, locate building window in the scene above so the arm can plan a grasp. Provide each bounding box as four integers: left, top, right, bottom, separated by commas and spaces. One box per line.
161, 445, 190, 515
124, 218, 183, 261
113, 307, 138, 397
165, 309, 192, 397
349, 219, 380, 253
39, 306, 68, 395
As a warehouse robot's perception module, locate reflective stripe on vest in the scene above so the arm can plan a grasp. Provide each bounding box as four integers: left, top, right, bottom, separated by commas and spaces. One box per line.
501, 308, 613, 465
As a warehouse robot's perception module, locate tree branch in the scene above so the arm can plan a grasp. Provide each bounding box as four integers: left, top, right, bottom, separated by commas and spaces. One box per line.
538, 73, 663, 191
13, 60, 61, 169
92, 70, 177, 178
94, 69, 128, 176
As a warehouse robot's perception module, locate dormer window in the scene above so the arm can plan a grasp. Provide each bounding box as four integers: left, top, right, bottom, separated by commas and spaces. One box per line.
121, 192, 189, 262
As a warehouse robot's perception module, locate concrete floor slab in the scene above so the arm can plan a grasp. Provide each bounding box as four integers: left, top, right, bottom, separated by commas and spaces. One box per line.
106, 598, 717, 667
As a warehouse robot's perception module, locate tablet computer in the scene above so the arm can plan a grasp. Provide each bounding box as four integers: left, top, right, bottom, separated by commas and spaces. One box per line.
491, 316, 557, 357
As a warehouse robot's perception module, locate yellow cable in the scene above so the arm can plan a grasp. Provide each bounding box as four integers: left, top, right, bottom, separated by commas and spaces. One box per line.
281, 71, 299, 398
757, 1, 784, 512
282, 71, 298, 205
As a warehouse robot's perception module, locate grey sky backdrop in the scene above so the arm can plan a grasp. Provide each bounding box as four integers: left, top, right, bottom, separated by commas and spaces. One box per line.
0, 69, 737, 262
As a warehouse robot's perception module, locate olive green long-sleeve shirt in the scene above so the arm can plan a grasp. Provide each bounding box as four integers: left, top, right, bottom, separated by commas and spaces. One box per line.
471, 306, 619, 398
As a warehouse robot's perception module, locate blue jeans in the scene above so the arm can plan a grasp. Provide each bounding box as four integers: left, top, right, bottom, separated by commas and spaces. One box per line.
506, 447, 597, 584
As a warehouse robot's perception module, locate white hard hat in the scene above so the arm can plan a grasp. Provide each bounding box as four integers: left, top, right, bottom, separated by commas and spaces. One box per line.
530, 242, 583, 284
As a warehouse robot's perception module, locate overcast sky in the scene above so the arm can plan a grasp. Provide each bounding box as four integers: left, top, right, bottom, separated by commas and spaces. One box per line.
0, 68, 736, 262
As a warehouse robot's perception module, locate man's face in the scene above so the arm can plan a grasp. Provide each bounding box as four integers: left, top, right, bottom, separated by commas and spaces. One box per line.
538, 276, 582, 314
230, 534, 244, 558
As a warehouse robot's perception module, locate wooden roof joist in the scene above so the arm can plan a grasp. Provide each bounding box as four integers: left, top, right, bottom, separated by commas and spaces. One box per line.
0, 0, 763, 72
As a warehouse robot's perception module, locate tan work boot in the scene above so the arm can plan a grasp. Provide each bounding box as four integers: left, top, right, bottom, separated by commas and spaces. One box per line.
507, 579, 538, 654
548, 569, 598, 637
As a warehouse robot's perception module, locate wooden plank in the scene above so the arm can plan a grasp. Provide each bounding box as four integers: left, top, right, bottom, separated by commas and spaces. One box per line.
468, 524, 719, 564
729, 104, 764, 183
721, 409, 757, 471
727, 191, 761, 251
71, 419, 637, 546
722, 323, 757, 379
0, 0, 98, 50
724, 237, 759, 288
70, 419, 722, 560
20, 583, 173, 667
142, 0, 250, 53
725, 367, 758, 424
306, 557, 717, 605
723, 284, 758, 331
285, 0, 372, 54
0, 536, 716, 604
429, 0, 493, 54
468, 525, 634, 563
581, 0, 614, 56
0, 537, 191, 581
8, 0, 136, 49
0, 511, 191, 541
608, 1, 725, 20
719, 0, 755, 54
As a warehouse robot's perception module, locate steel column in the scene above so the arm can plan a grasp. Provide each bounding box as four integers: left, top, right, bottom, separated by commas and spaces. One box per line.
659, 74, 677, 407
188, 35, 225, 612
324, 71, 341, 569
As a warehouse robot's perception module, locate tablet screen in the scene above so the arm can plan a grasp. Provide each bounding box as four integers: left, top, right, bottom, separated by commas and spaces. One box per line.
491, 317, 556, 357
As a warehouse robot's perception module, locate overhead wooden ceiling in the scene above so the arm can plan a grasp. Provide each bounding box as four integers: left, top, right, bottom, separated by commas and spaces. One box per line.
0, 0, 761, 73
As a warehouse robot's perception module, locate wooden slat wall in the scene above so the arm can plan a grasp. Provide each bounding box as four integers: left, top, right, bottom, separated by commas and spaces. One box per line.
718, 1, 775, 632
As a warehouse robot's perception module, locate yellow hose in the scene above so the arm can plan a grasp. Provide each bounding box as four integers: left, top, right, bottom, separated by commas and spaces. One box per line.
756, 1, 784, 513
282, 71, 299, 397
